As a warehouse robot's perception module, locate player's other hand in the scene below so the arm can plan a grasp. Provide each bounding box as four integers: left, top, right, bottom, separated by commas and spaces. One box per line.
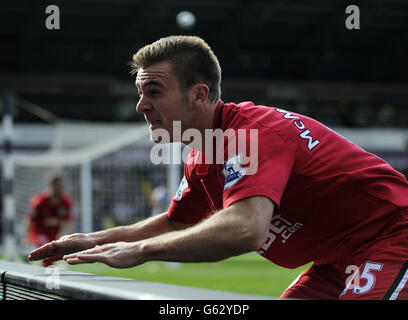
63, 242, 145, 268
28, 233, 97, 264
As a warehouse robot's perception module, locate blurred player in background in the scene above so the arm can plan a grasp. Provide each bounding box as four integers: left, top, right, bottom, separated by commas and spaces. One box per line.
29, 36, 408, 299
24, 173, 74, 266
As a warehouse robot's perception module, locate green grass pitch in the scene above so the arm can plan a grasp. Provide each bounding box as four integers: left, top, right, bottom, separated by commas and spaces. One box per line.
66, 253, 310, 298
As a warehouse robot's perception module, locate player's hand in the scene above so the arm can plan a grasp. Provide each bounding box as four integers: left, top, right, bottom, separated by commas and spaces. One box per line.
63, 242, 145, 268
28, 233, 97, 264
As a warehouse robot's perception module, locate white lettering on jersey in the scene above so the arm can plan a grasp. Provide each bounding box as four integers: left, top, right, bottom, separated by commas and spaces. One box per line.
256, 214, 303, 254
276, 108, 320, 150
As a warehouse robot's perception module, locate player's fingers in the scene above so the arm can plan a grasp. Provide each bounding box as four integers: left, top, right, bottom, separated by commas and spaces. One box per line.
43, 254, 64, 263
28, 241, 58, 260
62, 245, 105, 260
64, 256, 94, 265
28, 245, 47, 260
30, 237, 93, 261
65, 253, 107, 265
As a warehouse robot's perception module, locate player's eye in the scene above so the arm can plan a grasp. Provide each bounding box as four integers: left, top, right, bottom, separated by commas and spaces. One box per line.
150, 89, 160, 96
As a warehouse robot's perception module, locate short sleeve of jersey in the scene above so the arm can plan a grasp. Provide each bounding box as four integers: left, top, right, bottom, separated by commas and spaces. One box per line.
167, 153, 215, 224
222, 127, 295, 209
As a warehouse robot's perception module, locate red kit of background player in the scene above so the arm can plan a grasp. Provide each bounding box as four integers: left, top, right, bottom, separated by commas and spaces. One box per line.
26, 174, 74, 264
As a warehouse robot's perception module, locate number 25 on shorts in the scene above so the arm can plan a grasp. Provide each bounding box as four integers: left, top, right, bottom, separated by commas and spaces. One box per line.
341, 261, 383, 296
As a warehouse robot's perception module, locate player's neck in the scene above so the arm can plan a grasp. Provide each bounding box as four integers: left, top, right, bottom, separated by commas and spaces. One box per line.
181, 101, 218, 153
49, 193, 62, 203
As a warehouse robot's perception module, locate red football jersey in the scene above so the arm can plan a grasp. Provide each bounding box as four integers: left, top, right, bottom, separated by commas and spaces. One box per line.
28, 191, 74, 243
168, 101, 408, 268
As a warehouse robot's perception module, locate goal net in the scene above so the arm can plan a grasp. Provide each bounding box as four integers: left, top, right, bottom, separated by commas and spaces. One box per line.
13, 121, 183, 245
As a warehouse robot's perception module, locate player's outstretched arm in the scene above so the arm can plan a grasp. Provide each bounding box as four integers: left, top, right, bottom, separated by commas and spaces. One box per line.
29, 211, 187, 263
140, 196, 274, 262
89, 211, 191, 246
62, 196, 274, 268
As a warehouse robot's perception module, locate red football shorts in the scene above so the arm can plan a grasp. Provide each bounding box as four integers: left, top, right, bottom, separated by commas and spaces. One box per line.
280, 212, 408, 300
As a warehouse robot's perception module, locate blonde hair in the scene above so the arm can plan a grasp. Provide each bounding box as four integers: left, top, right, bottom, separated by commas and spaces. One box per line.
131, 35, 221, 102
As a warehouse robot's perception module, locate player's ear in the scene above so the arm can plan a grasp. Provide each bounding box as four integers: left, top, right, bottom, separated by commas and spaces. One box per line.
191, 83, 209, 108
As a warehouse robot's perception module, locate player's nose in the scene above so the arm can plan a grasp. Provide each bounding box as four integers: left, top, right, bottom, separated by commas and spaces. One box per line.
136, 96, 152, 114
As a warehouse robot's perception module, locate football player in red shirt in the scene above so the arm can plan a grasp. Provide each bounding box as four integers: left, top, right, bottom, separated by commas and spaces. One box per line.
25, 173, 74, 266
29, 36, 408, 299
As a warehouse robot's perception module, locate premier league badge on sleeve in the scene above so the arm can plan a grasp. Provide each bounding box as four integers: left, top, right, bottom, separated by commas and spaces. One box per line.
175, 176, 188, 200
222, 153, 246, 190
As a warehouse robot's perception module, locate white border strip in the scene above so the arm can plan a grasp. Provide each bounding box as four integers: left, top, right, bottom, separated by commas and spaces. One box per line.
389, 268, 408, 300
